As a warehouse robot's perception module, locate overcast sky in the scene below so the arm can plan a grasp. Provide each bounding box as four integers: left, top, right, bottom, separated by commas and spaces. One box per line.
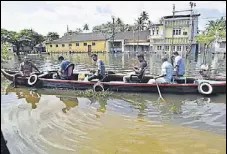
1, 1, 226, 36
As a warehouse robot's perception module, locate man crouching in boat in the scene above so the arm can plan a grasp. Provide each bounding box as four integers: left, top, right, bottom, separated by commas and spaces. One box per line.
148, 57, 173, 84
88, 54, 106, 81
123, 53, 147, 83
13, 57, 41, 87
53, 56, 72, 79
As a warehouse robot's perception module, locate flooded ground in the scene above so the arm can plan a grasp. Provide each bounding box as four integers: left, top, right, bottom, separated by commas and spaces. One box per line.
1, 53, 226, 154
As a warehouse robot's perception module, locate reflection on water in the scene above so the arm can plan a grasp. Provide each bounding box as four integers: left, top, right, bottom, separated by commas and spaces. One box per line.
1, 53, 226, 154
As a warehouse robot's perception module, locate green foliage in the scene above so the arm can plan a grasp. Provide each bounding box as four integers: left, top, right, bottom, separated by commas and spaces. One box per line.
76, 89, 113, 99
46, 32, 60, 41
1, 43, 11, 62
1, 28, 45, 55
195, 17, 226, 46
83, 24, 89, 31
92, 10, 150, 34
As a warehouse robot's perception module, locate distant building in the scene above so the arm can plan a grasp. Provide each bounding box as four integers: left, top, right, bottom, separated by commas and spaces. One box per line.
45, 33, 108, 53
149, 14, 200, 55
213, 39, 226, 53
108, 30, 150, 53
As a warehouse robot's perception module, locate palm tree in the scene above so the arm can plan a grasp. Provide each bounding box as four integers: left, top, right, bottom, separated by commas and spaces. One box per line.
136, 17, 144, 31
140, 11, 149, 21
83, 24, 89, 31
116, 17, 125, 32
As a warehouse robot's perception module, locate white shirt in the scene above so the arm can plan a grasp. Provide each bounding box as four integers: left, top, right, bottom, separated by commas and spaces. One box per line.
161, 61, 173, 82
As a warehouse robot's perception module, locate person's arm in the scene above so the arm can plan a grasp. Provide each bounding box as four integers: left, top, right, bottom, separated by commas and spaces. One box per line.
19, 63, 23, 74
97, 60, 102, 75
31, 63, 41, 73
155, 64, 166, 79
174, 58, 181, 75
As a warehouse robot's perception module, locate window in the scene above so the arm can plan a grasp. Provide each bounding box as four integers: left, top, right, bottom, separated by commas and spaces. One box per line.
219, 42, 226, 48
50, 44, 52, 47
157, 46, 162, 50
177, 46, 181, 51
69, 44, 72, 47
156, 30, 159, 35
76, 42, 79, 46
165, 46, 169, 51
173, 46, 176, 51
62, 44, 65, 47
56, 44, 58, 47
186, 46, 189, 51
92, 42, 96, 46
173, 29, 181, 35
152, 30, 155, 35
84, 43, 87, 46
183, 32, 187, 35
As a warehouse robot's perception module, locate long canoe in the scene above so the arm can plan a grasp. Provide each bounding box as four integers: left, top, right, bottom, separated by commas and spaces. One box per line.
1, 69, 226, 95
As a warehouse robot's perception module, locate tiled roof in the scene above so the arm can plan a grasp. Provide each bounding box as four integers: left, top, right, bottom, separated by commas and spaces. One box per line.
47, 33, 107, 44
46, 30, 150, 44
114, 30, 150, 40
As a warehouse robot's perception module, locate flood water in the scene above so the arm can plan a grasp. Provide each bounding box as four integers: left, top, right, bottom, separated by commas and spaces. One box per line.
1, 53, 226, 154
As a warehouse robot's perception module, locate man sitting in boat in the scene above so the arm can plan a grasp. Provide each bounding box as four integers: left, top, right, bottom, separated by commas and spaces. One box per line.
123, 53, 147, 83
148, 57, 173, 84
13, 56, 41, 87
172, 51, 185, 77
88, 54, 106, 81
53, 56, 73, 79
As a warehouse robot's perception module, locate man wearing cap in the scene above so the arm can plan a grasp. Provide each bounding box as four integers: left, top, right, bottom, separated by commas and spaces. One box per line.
88, 54, 106, 81
53, 56, 72, 79
172, 51, 185, 77
148, 57, 173, 84
13, 56, 41, 87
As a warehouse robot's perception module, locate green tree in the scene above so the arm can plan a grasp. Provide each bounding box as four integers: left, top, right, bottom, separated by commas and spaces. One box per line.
83, 24, 89, 31
46, 32, 60, 41
195, 17, 226, 47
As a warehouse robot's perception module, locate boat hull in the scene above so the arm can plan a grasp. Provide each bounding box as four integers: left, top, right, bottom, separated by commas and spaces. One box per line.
1, 69, 226, 95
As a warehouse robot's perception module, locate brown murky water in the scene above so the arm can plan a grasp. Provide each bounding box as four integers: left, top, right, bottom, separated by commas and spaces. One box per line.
1, 53, 226, 154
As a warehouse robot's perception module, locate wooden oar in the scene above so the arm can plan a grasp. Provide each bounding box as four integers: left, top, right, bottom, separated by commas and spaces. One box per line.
155, 79, 166, 103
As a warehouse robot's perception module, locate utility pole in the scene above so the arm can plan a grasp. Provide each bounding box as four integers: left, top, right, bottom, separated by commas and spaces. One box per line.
112, 16, 115, 53
137, 25, 140, 52
170, 2, 196, 58
171, 4, 175, 56
188, 2, 196, 57
133, 29, 135, 52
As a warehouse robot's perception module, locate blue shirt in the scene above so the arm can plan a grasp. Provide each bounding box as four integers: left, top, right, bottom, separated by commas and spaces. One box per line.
161, 61, 173, 82
96, 59, 105, 76
174, 55, 185, 76
60, 60, 70, 74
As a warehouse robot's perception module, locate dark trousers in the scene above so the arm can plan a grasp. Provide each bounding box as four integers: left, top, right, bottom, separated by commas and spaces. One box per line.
88, 74, 103, 81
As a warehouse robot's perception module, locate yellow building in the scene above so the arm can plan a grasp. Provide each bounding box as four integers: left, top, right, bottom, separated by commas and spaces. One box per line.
45, 33, 108, 53
150, 14, 200, 54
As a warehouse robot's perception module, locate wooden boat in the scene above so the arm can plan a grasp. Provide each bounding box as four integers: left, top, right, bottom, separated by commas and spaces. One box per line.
1, 69, 226, 95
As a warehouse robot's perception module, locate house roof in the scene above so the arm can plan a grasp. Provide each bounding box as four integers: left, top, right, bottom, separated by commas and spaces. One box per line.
47, 32, 107, 44
114, 30, 150, 40
151, 24, 163, 26
163, 14, 200, 19
46, 30, 150, 44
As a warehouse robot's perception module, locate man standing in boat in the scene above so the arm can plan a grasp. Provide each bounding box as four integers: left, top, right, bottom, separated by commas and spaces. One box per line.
149, 57, 173, 84
13, 56, 41, 87
88, 54, 106, 81
123, 53, 147, 82
172, 52, 185, 77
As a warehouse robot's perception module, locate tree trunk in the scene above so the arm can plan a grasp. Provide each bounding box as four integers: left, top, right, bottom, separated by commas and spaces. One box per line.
16, 45, 20, 56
